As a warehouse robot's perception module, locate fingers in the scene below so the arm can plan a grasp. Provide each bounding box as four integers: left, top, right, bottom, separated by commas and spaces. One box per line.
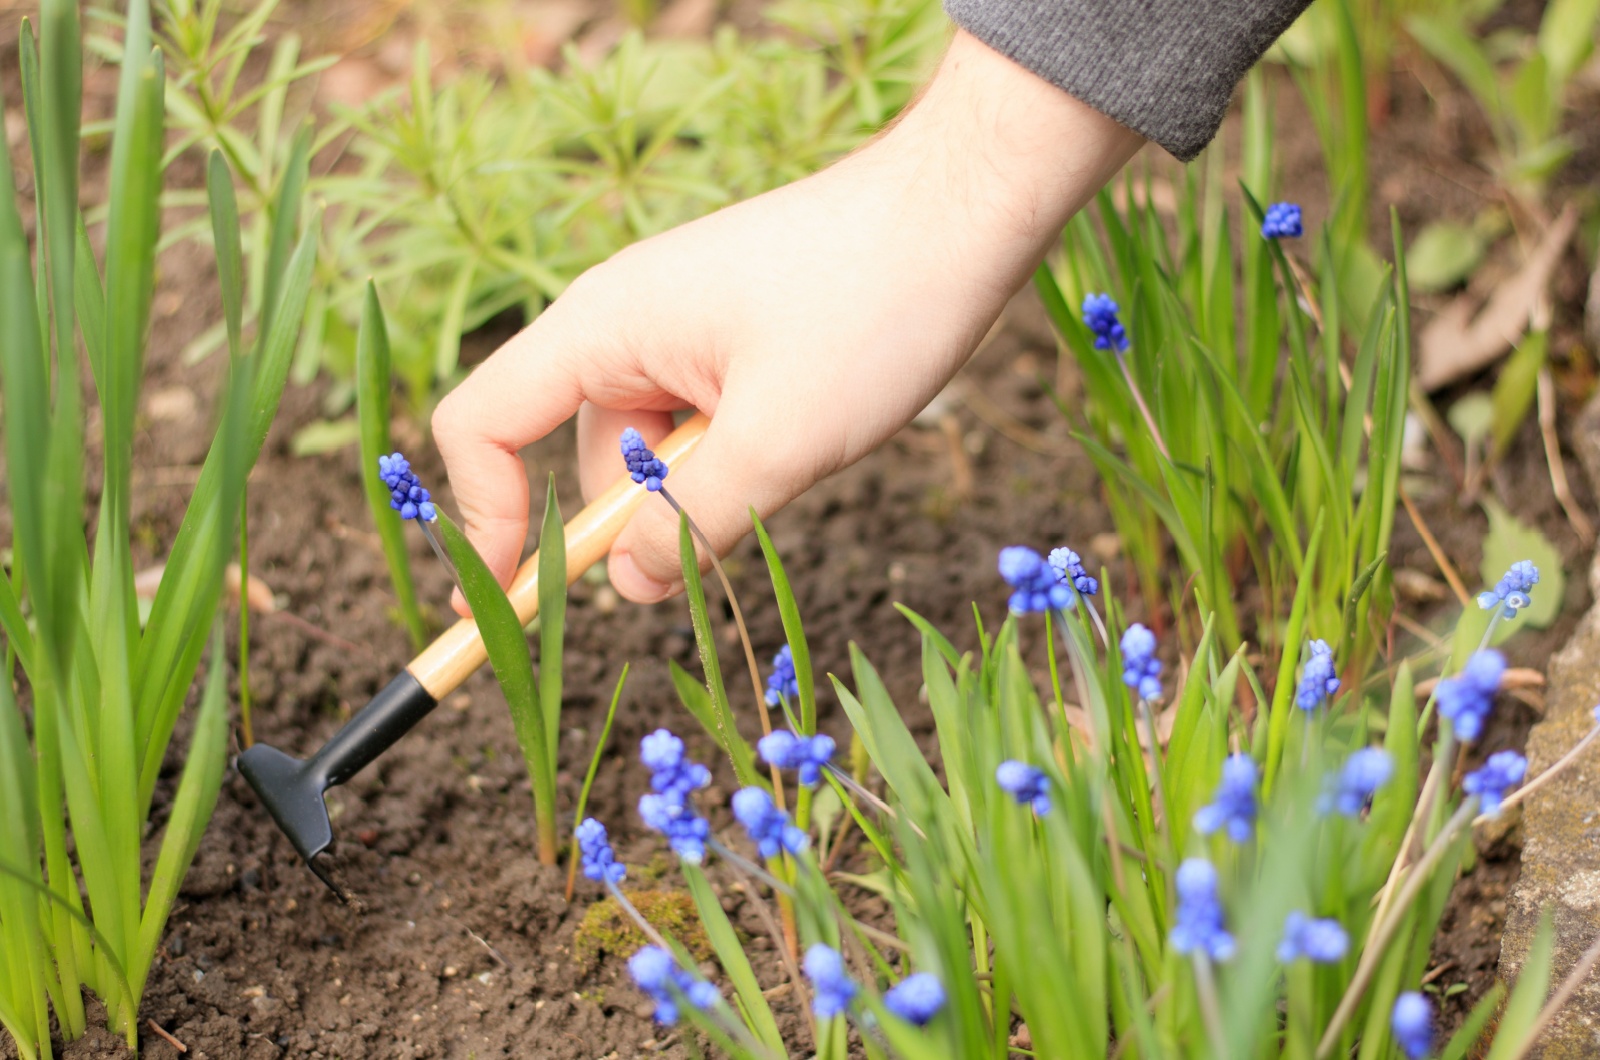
607, 398, 808, 604
432, 314, 591, 616
577, 404, 676, 503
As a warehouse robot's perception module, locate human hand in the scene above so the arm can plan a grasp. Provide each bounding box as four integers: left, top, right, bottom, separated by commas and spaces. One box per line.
433, 30, 1143, 611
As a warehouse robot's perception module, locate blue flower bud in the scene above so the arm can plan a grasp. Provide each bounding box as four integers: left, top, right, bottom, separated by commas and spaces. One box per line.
765, 644, 799, 706
575, 817, 625, 884
1323, 747, 1394, 817
620, 428, 669, 491
1295, 639, 1340, 711
1477, 560, 1539, 619
1193, 753, 1258, 843
1392, 992, 1434, 1059
378, 451, 437, 522
1463, 750, 1527, 818
629, 945, 719, 1025
1436, 650, 1505, 743
804, 944, 859, 1018
1120, 623, 1163, 701
995, 759, 1051, 816
1081, 293, 1130, 352
998, 546, 1075, 614
1261, 202, 1304, 239
884, 973, 946, 1026
1170, 858, 1234, 961
731, 787, 808, 859
1277, 911, 1348, 963
757, 729, 835, 787
1047, 547, 1098, 596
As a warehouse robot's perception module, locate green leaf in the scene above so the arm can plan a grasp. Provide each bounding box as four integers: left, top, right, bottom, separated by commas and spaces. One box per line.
1538, 0, 1600, 84
1480, 499, 1564, 632
537, 474, 566, 769
1407, 15, 1501, 122
289, 416, 361, 456
681, 862, 785, 1054
1405, 222, 1485, 293
436, 513, 558, 861
1485, 911, 1554, 1060
1489, 330, 1546, 460
206, 150, 244, 360
355, 283, 427, 649
678, 513, 760, 787
1447, 392, 1495, 450
752, 511, 816, 732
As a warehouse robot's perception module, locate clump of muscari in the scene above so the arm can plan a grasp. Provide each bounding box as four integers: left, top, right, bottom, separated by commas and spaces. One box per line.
759, 729, 835, 787
995, 760, 1052, 816
1391, 992, 1434, 1059
764, 644, 798, 706
1436, 649, 1505, 742
999, 545, 1075, 614
1277, 912, 1348, 964
1323, 748, 1394, 817
1261, 201, 1304, 239
804, 944, 859, 1018
732, 787, 807, 859
1048, 546, 1098, 596
1120, 623, 1163, 700
1464, 750, 1527, 818
1296, 639, 1340, 711
629, 945, 719, 1025
620, 427, 669, 491
1170, 858, 1234, 961
1478, 560, 1539, 619
1081, 292, 1130, 352
1193, 753, 1258, 843
378, 452, 437, 521
576, 818, 626, 884
884, 973, 946, 1026
638, 730, 712, 862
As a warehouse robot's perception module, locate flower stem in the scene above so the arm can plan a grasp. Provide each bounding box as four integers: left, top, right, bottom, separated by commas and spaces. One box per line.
1117, 350, 1172, 462
1192, 953, 1227, 1058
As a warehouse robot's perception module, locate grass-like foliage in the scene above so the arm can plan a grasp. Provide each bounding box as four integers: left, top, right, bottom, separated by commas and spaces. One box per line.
574, 502, 1584, 1059
0, 0, 315, 1052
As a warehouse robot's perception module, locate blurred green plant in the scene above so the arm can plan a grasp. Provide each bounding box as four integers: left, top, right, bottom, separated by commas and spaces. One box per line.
135, 0, 945, 414
1407, 0, 1600, 195
0, 0, 315, 1051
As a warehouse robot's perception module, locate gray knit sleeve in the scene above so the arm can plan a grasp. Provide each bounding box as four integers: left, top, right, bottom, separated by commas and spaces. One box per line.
942, 0, 1312, 161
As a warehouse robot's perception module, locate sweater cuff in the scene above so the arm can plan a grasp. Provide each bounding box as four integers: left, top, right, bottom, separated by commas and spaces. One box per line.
942, 0, 1312, 162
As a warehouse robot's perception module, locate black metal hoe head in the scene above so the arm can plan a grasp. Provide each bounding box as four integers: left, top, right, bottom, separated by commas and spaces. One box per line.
238, 670, 438, 904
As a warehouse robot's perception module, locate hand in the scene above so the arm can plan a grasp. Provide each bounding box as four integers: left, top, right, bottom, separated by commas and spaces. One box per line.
433, 30, 1144, 611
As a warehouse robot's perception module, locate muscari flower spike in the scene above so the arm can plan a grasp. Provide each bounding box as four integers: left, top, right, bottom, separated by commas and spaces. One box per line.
620, 427, 669, 492
575, 817, 625, 885
804, 944, 859, 1018
629, 945, 719, 1025
1261, 202, 1304, 240
638, 730, 712, 862
884, 973, 946, 1027
995, 760, 1052, 816
378, 452, 437, 522
999, 546, 1075, 614
1324, 747, 1394, 818
1170, 858, 1235, 961
1081, 293, 1130, 353
1392, 991, 1435, 1059
1436, 649, 1505, 743
1120, 623, 1163, 701
1047, 546, 1099, 596
1193, 753, 1258, 844
1477, 560, 1539, 620
758, 729, 835, 787
1463, 750, 1527, 818
765, 644, 799, 706
731, 787, 808, 859
1277, 911, 1349, 964
1296, 639, 1340, 711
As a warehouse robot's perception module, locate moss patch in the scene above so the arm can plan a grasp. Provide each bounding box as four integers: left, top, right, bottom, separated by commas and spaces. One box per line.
573, 888, 712, 967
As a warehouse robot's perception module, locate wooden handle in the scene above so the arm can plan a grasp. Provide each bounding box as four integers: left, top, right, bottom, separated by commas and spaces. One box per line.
408, 413, 709, 699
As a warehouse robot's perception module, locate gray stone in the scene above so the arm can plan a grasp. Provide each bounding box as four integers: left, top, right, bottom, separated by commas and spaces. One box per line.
1501, 549, 1600, 1057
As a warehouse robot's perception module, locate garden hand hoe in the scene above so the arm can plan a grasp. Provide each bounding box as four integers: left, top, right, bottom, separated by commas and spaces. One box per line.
239, 414, 709, 901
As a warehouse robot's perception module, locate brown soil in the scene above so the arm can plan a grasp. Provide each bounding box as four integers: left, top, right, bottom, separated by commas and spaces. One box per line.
4, 10, 1600, 1060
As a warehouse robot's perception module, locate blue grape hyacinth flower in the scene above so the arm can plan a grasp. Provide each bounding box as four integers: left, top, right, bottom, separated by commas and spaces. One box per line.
1392, 992, 1434, 1059
629, 945, 719, 1025
1170, 858, 1235, 961
884, 973, 946, 1026
731, 787, 808, 859
804, 944, 859, 1018
1081, 293, 1130, 352
1324, 748, 1394, 817
620, 427, 669, 491
764, 644, 799, 706
995, 760, 1051, 816
999, 546, 1075, 614
1464, 750, 1528, 818
1193, 753, 1258, 843
1047, 546, 1099, 596
1261, 202, 1304, 239
575, 817, 625, 885
378, 452, 437, 522
1277, 911, 1349, 963
638, 730, 712, 862
1296, 639, 1340, 711
757, 729, 835, 787
1436, 650, 1505, 742
1120, 623, 1163, 701
1477, 560, 1539, 619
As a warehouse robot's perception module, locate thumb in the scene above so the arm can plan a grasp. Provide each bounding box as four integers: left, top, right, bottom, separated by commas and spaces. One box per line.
607, 401, 803, 604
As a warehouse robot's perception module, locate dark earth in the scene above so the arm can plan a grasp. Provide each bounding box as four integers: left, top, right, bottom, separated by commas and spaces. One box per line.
4, 3, 1600, 1056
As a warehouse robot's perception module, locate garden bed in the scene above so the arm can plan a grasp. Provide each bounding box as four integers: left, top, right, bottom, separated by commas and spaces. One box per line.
5, 8, 1600, 1059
